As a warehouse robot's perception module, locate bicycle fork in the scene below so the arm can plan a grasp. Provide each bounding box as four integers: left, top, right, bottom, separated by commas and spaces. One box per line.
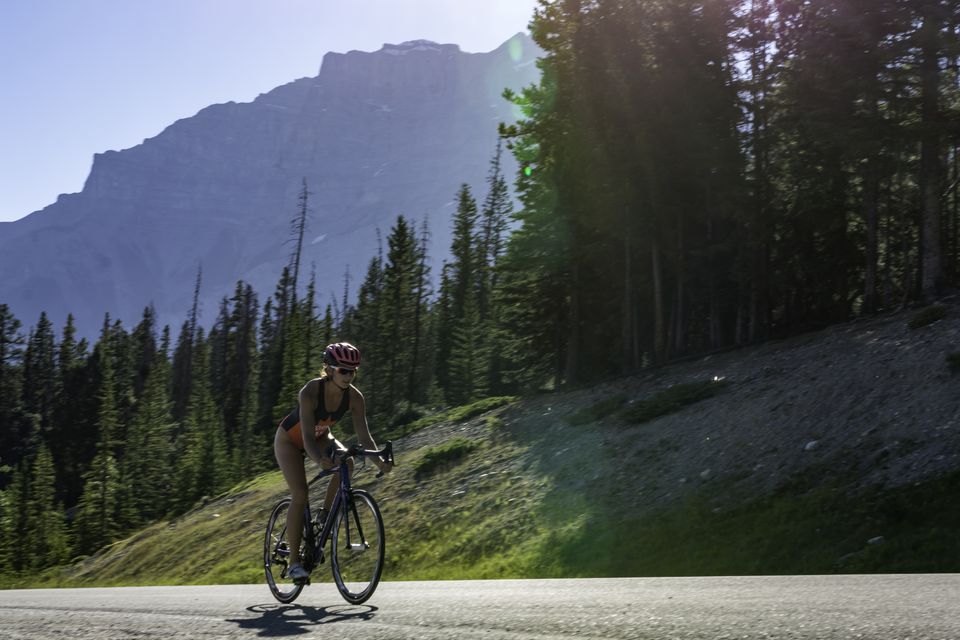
343, 498, 371, 552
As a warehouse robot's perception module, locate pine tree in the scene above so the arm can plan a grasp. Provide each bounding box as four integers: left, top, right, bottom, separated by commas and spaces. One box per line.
208, 297, 231, 408
123, 360, 176, 525
177, 329, 230, 508
257, 268, 294, 442
27, 444, 71, 568
0, 304, 26, 470
380, 215, 420, 413
159, 325, 171, 363
304, 268, 319, 376
288, 178, 311, 299
51, 314, 89, 506
917, 0, 949, 300
171, 266, 203, 422
436, 186, 483, 401
0, 463, 29, 571
407, 218, 434, 404
74, 318, 122, 553
21, 311, 56, 451
273, 297, 309, 426
131, 307, 158, 399
447, 289, 487, 405
171, 321, 195, 424
224, 282, 260, 478
477, 142, 512, 393
478, 141, 512, 321
344, 240, 386, 418
0, 478, 11, 569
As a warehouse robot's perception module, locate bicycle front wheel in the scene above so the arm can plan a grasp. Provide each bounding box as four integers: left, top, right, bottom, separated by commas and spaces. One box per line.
264, 498, 305, 604
331, 489, 385, 604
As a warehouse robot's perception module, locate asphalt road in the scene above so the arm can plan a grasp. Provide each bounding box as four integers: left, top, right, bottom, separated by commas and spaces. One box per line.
1, 575, 958, 639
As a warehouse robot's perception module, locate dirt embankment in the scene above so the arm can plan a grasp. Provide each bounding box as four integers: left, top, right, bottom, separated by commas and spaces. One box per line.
498, 298, 960, 513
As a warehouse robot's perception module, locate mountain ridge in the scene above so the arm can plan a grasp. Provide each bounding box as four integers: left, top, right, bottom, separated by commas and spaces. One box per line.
0, 33, 541, 338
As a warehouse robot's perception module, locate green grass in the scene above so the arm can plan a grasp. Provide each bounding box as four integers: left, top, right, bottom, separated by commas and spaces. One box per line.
621, 379, 728, 424
908, 304, 947, 330
947, 352, 960, 373
486, 416, 505, 429
526, 466, 960, 578
413, 438, 479, 478
567, 394, 626, 425
4, 472, 283, 589
7, 381, 960, 589
387, 396, 518, 438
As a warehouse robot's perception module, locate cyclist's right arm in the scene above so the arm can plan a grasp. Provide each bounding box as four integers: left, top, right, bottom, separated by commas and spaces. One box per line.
299, 380, 326, 464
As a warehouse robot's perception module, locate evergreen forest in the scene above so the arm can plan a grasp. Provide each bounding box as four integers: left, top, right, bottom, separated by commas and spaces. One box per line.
3, 0, 960, 575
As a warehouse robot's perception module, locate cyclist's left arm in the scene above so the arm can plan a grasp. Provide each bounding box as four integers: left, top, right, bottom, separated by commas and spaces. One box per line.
350, 386, 392, 474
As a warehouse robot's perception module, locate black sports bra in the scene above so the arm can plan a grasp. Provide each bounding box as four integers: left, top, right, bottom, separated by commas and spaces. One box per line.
280, 378, 350, 430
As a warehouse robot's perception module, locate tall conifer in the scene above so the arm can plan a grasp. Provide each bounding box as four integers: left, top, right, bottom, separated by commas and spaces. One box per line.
74, 318, 121, 553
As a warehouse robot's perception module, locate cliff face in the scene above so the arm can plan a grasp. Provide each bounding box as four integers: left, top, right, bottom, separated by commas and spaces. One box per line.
0, 34, 541, 336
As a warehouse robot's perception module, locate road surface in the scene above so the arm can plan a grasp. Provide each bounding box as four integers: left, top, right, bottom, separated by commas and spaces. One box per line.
1, 575, 959, 639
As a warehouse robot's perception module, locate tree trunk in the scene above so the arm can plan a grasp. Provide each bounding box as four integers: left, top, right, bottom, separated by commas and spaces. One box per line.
564, 260, 580, 387
920, 8, 943, 302
863, 157, 879, 314
748, 0, 771, 343
748, 245, 768, 343
862, 46, 881, 315
622, 205, 634, 373
651, 240, 666, 363
707, 211, 722, 349
673, 217, 685, 356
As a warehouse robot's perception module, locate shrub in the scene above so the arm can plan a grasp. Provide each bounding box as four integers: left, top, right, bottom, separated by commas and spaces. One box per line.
908, 305, 947, 330
567, 394, 627, 426
446, 396, 519, 422
399, 396, 519, 437
389, 402, 426, 429
413, 438, 479, 477
621, 378, 729, 424
485, 416, 505, 430
947, 352, 960, 374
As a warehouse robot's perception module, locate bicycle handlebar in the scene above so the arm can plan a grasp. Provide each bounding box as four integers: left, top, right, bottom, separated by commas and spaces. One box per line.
343, 440, 395, 478
307, 441, 395, 486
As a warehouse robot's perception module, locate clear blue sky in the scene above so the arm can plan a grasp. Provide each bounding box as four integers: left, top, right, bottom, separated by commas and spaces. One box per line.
0, 0, 539, 222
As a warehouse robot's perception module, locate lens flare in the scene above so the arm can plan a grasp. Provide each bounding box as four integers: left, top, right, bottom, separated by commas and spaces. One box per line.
508, 35, 524, 63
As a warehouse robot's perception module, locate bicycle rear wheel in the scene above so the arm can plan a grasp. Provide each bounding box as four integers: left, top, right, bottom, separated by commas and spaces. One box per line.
264, 498, 306, 603
331, 489, 385, 604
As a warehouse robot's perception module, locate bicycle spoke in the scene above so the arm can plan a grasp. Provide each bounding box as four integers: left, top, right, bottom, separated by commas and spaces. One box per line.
331, 490, 384, 604
263, 499, 306, 603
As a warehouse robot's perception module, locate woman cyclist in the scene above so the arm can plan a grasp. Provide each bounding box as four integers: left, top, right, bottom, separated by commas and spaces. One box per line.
274, 341, 392, 582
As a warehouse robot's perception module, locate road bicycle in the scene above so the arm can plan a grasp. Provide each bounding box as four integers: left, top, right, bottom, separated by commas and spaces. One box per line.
263, 441, 394, 604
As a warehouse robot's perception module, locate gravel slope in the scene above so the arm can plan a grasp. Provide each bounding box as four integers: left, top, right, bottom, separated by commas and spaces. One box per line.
499, 297, 960, 513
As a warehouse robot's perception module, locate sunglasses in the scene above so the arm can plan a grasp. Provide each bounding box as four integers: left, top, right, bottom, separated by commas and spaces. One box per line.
334, 366, 357, 376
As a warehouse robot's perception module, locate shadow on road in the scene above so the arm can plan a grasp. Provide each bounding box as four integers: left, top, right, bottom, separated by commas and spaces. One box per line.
227, 602, 378, 636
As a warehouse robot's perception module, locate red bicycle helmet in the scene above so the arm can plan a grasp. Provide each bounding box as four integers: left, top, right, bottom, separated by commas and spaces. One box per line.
323, 342, 362, 368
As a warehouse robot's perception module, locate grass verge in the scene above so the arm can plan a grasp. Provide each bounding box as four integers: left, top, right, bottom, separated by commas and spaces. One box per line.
413, 438, 480, 478
386, 396, 518, 439
621, 379, 728, 424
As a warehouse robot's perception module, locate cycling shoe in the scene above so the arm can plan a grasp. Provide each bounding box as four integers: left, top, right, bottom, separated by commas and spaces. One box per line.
288, 563, 310, 583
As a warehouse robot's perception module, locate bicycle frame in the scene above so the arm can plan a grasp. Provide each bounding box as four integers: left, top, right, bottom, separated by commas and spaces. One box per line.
301, 451, 367, 565
265, 440, 392, 602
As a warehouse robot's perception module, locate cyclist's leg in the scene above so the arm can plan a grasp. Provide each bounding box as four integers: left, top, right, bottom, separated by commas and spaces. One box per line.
275, 427, 308, 567
321, 438, 352, 511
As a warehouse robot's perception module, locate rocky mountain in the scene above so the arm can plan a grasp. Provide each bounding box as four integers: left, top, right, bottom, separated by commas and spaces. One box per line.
0, 34, 541, 337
